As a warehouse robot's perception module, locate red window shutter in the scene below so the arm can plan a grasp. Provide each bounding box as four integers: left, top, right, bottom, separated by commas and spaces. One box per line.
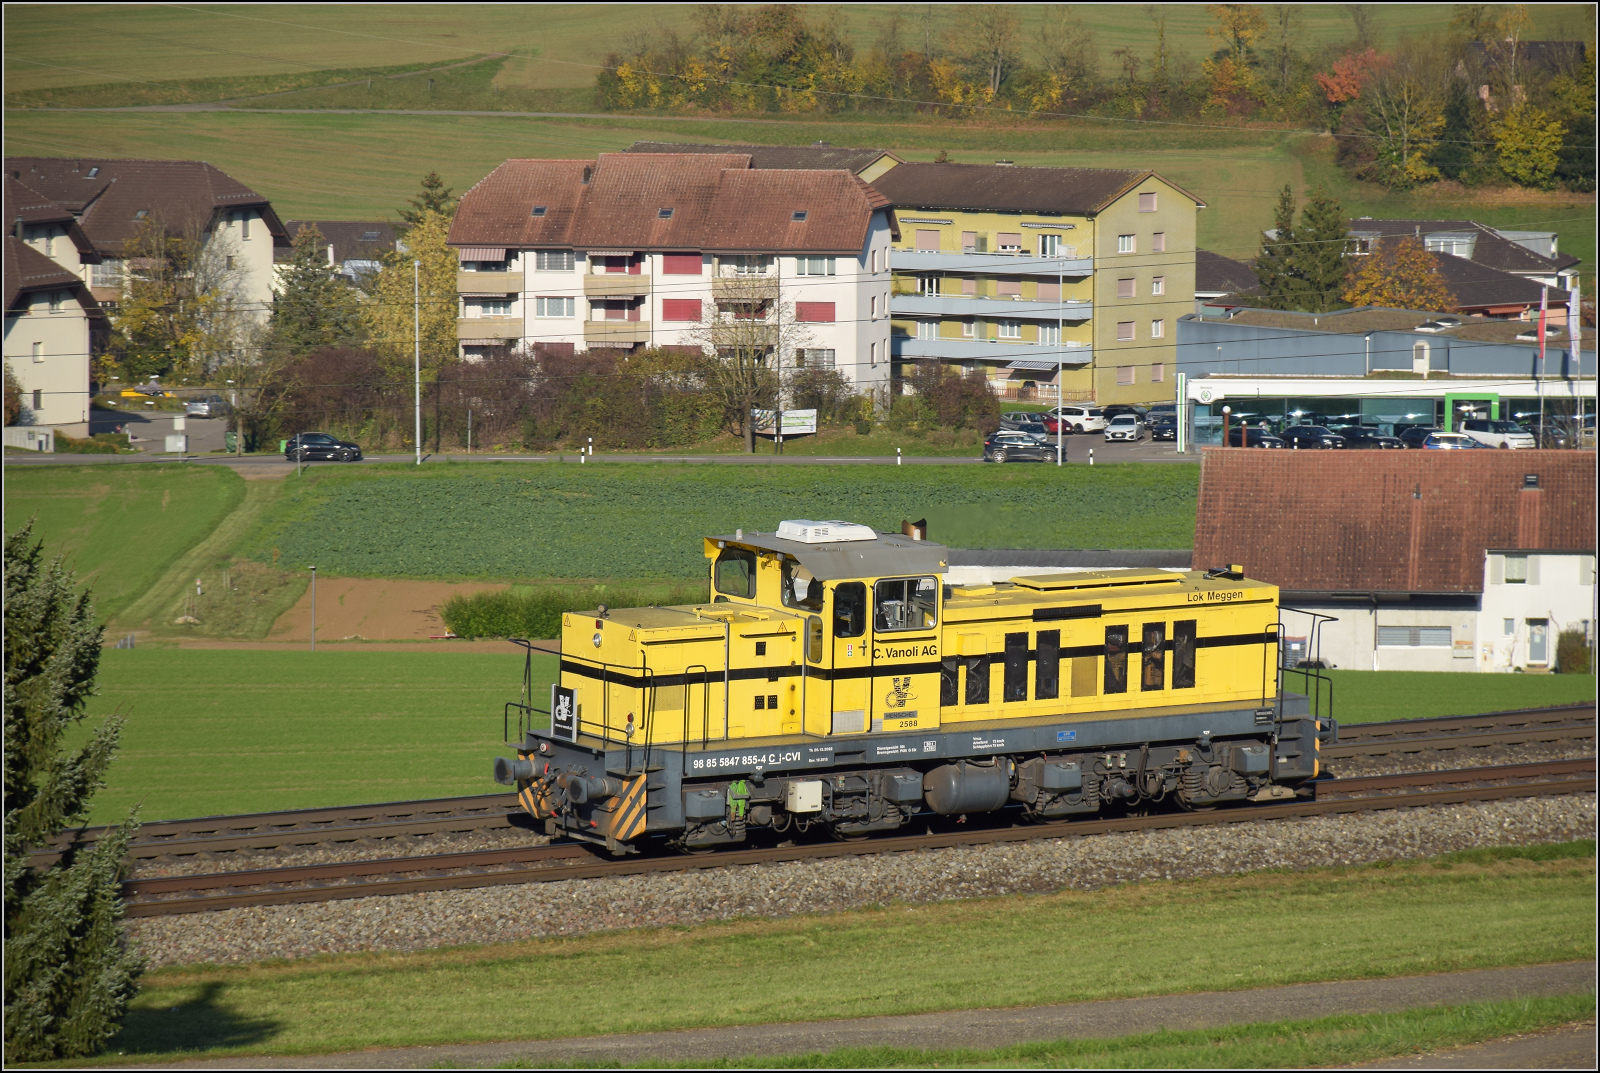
796, 302, 835, 323
662, 252, 702, 275
661, 299, 702, 322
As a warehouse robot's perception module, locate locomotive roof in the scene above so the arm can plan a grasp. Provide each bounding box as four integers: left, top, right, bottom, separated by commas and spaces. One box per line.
709, 531, 949, 581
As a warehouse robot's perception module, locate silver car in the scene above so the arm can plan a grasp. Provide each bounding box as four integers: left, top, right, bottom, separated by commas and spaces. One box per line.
185, 395, 230, 418
1103, 414, 1143, 442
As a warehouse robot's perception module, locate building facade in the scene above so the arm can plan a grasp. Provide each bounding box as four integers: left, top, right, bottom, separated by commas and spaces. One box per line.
447, 153, 896, 393
5, 237, 104, 437
871, 163, 1204, 405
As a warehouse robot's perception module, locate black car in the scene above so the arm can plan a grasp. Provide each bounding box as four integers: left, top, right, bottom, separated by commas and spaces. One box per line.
984, 431, 1056, 463
1101, 405, 1148, 423
285, 432, 363, 462
1278, 425, 1345, 449
1225, 426, 1285, 448
1338, 427, 1406, 450
1148, 416, 1178, 441
1397, 426, 1441, 449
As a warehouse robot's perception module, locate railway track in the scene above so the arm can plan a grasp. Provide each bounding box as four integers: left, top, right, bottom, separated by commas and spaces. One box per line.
120, 757, 1594, 918
1324, 703, 1595, 758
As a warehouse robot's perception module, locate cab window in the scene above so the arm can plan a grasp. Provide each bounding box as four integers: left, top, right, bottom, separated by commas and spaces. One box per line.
714, 548, 756, 599
781, 559, 824, 611
833, 582, 866, 639
874, 577, 938, 633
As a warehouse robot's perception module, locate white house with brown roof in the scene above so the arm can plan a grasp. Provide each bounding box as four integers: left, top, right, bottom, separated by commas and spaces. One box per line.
447, 152, 897, 393
5, 237, 105, 438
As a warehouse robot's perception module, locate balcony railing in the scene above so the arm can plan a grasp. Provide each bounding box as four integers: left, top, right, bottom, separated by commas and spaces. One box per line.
583, 274, 652, 297
891, 294, 1093, 320
891, 336, 1093, 363
456, 318, 525, 341
456, 271, 522, 294
890, 250, 1094, 276
584, 320, 652, 345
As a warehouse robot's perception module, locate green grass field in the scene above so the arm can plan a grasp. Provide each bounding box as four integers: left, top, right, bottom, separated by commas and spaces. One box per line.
107, 845, 1594, 1062
76, 647, 553, 824
4, 464, 244, 623
247, 461, 1200, 580
1311, 670, 1597, 725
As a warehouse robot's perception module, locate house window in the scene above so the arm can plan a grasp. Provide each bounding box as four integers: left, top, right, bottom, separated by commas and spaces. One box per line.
916, 320, 938, 340
226, 255, 236, 270
1412, 341, 1429, 374
661, 252, 701, 275
31, 342, 43, 362
1039, 234, 1063, 257
1150, 363, 1165, 382
1117, 366, 1136, 385
240, 212, 250, 240
996, 277, 1021, 296
870, 295, 879, 318
1117, 234, 1135, 254
870, 341, 878, 365
1151, 275, 1165, 295
1138, 192, 1157, 212
1150, 319, 1164, 338
798, 348, 836, 367
32, 389, 42, 411
795, 302, 835, 323
658, 207, 673, 219
535, 251, 575, 271
1504, 553, 1528, 584
92, 260, 121, 287
473, 299, 513, 317
48, 292, 64, 312
1117, 278, 1135, 298
534, 296, 574, 318
792, 210, 808, 222
661, 298, 701, 322
1377, 627, 1453, 647
1039, 323, 1060, 345
916, 229, 941, 251
1503, 618, 1515, 635
997, 232, 1022, 253
998, 320, 1021, 339
917, 275, 939, 296
961, 320, 975, 337
43, 232, 55, 257
1152, 232, 1166, 252
797, 256, 836, 276
1117, 321, 1135, 341
725, 255, 771, 277
962, 231, 986, 252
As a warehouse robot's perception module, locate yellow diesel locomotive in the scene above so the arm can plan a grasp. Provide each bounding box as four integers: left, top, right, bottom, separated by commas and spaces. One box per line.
494, 521, 1333, 853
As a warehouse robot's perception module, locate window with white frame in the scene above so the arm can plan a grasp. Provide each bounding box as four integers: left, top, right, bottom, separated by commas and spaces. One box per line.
796, 256, 836, 276
1150, 363, 1164, 382
536, 251, 575, 271
870, 341, 878, 365
1038, 234, 1063, 257
725, 255, 773, 277
48, 292, 64, 313
1150, 319, 1164, 338
1151, 275, 1165, 295
1504, 553, 1529, 584
998, 320, 1021, 339
917, 275, 939, 295
534, 296, 575, 318
239, 212, 251, 240
1039, 323, 1060, 345
470, 298, 513, 318
92, 260, 121, 288
797, 348, 836, 367
31, 342, 42, 362
916, 320, 938, 340
1116, 320, 1135, 341
1152, 232, 1166, 252
1117, 234, 1135, 254
871, 295, 879, 318
961, 320, 975, 337
1116, 366, 1136, 385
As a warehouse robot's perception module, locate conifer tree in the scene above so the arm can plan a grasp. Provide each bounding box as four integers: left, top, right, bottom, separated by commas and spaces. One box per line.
4, 523, 142, 1063
1292, 188, 1351, 313
398, 171, 456, 231
271, 224, 364, 355
1253, 185, 1298, 308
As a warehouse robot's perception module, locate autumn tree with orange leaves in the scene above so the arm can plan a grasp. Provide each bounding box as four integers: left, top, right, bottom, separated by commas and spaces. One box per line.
1342, 237, 1455, 312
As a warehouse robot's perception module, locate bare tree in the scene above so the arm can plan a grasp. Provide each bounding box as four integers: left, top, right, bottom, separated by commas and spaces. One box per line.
1345, 3, 1375, 51
1038, 5, 1098, 88
966, 5, 1021, 94
685, 271, 811, 453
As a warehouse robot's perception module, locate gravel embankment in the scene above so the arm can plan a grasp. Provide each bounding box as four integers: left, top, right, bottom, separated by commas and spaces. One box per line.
127, 792, 1594, 970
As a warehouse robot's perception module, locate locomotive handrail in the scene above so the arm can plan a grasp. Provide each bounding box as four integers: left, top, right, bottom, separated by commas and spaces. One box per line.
503, 701, 549, 748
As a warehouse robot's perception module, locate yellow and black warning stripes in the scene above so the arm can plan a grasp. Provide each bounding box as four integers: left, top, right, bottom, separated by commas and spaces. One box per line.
607, 775, 649, 843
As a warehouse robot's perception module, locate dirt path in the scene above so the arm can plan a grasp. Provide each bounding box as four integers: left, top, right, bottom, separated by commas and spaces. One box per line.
266, 578, 505, 642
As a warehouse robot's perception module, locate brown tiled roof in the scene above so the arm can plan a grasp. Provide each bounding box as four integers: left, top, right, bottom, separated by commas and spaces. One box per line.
4, 157, 288, 255
1347, 218, 1580, 274
4, 236, 102, 317
1433, 251, 1570, 310
449, 154, 888, 254
1193, 450, 1596, 594
626, 141, 899, 175
1195, 249, 1258, 294
3, 175, 100, 264
278, 220, 399, 265
868, 161, 1206, 215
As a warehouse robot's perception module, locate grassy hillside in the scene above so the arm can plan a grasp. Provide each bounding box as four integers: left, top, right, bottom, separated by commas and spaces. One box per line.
246, 461, 1200, 580
3, 464, 245, 623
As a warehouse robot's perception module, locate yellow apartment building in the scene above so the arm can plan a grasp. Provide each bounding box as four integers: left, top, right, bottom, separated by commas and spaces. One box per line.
870, 163, 1204, 406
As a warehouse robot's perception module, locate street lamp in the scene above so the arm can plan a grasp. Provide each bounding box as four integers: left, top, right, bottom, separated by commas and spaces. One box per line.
1222, 405, 1232, 447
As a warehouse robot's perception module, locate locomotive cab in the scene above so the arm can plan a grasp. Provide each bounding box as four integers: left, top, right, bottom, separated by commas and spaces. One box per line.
496, 521, 1334, 853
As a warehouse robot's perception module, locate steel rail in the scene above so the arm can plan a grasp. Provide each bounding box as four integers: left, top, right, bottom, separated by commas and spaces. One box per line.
120, 759, 1595, 918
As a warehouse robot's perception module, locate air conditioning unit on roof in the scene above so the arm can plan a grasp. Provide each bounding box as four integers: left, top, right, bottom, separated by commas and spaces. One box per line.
777, 520, 877, 543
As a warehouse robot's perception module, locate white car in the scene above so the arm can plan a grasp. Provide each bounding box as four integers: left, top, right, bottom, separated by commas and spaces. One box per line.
1050, 405, 1105, 433
1104, 414, 1143, 442
1459, 419, 1536, 449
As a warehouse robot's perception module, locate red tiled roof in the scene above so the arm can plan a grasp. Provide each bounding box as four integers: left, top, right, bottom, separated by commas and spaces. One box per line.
1193, 449, 1596, 594
448, 154, 887, 254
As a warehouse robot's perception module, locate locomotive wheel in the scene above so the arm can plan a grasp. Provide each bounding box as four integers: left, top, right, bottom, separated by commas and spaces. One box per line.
829, 826, 872, 842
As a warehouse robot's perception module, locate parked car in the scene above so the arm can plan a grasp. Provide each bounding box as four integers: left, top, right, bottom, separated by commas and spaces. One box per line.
1103, 414, 1143, 442
1398, 426, 1441, 449
1010, 419, 1053, 443
1458, 419, 1537, 449
185, 395, 230, 418
1148, 415, 1178, 441
1278, 425, 1346, 449
983, 430, 1054, 463
1421, 432, 1480, 450
1225, 426, 1285, 448
119, 385, 172, 398
1513, 415, 1571, 448
1101, 405, 1148, 423
285, 432, 364, 462
1338, 427, 1406, 450
1000, 411, 1043, 430
1049, 405, 1105, 433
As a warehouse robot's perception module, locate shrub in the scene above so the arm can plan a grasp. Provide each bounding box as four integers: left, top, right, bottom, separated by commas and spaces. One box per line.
442, 582, 708, 638
1555, 629, 1592, 674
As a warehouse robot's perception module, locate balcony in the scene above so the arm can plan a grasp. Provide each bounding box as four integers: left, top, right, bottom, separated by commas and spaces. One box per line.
584, 274, 652, 297
456, 271, 522, 295
890, 250, 1094, 276
712, 276, 779, 300
456, 318, 524, 341
891, 294, 1092, 320
891, 336, 1093, 364
584, 320, 652, 346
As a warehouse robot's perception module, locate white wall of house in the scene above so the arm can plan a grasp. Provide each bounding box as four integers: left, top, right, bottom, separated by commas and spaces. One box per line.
4, 289, 93, 437
20, 224, 91, 280
1281, 602, 1480, 673
213, 207, 275, 324
1477, 551, 1596, 672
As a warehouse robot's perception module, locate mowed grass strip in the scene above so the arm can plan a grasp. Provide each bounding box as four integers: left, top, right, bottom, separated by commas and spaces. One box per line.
77, 648, 554, 823
105, 846, 1596, 1062
1305, 670, 1597, 725
579, 994, 1598, 1069
249, 461, 1200, 580
3, 464, 244, 622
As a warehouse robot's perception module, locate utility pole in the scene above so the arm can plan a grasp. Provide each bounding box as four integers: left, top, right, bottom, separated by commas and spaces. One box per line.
309, 565, 317, 651
414, 259, 422, 466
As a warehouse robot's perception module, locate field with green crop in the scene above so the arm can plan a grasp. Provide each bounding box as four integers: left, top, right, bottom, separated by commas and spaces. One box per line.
246, 461, 1199, 580
1316, 669, 1596, 725
112, 845, 1594, 1061
75, 647, 550, 823
4, 464, 245, 622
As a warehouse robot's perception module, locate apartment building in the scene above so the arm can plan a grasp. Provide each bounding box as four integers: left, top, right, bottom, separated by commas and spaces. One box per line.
447, 153, 896, 392
5, 237, 105, 437
870, 163, 1204, 406
277, 220, 400, 283
4, 157, 288, 319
